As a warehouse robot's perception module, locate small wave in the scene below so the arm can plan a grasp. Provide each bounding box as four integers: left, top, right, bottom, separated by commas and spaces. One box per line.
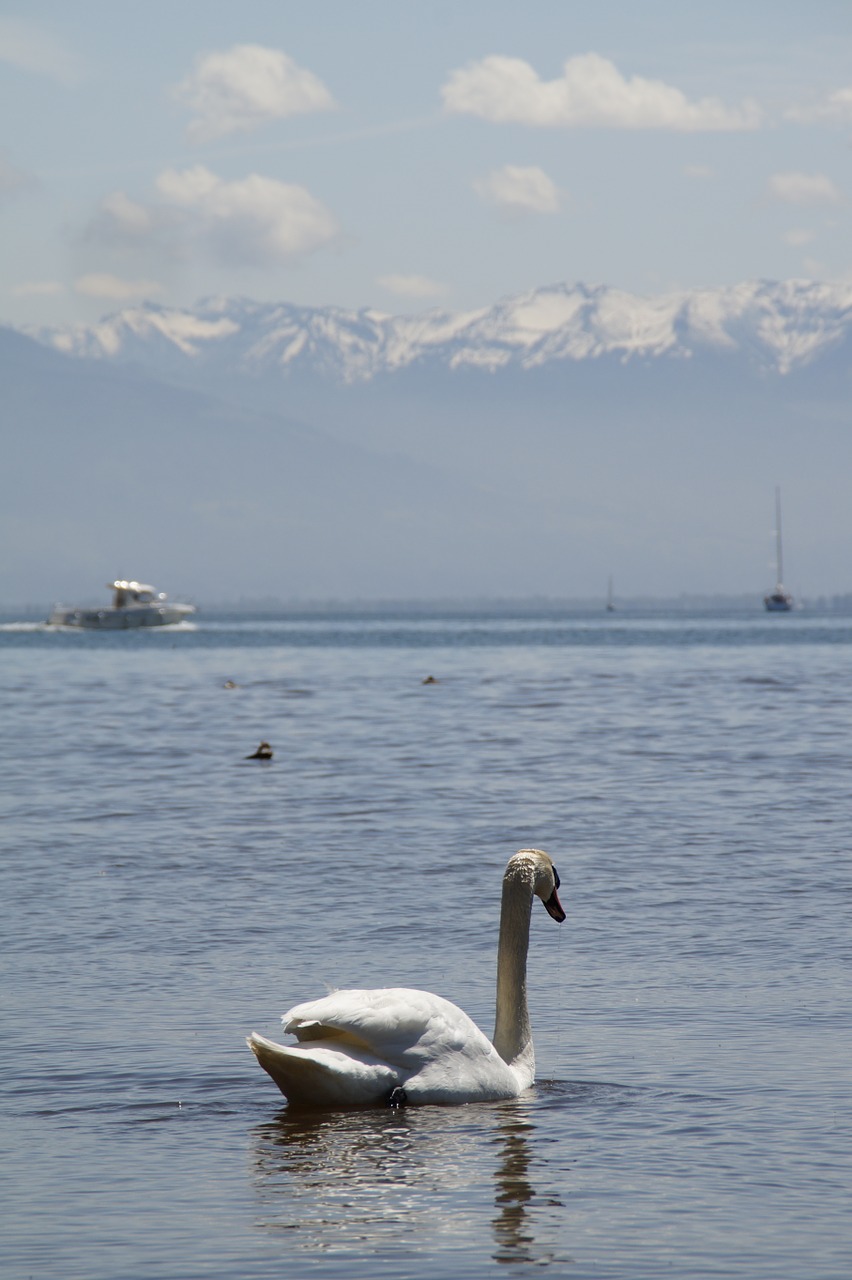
536, 1078, 637, 1107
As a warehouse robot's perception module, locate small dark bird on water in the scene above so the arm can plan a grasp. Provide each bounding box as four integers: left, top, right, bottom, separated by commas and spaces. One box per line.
246, 741, 273, 760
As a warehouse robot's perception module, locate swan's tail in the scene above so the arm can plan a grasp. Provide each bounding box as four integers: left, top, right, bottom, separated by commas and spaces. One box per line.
246, 1032, 399, 1107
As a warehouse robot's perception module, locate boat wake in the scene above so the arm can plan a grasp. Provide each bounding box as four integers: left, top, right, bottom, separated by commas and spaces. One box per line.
0, 619, 198, 633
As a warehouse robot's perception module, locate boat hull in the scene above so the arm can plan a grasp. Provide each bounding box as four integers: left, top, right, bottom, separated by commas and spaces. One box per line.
47, 604, 195, 629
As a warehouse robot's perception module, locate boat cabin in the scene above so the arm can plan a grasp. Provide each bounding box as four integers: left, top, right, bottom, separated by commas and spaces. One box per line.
109, 580, 159, 608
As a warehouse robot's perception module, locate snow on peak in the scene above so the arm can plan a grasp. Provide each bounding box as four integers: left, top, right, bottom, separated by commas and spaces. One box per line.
28, 278, 852, 380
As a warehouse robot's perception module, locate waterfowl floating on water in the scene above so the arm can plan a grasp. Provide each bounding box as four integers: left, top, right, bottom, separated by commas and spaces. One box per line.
247, 847, 565, 1107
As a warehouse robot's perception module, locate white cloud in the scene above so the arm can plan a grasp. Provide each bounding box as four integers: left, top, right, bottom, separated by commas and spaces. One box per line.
155, 166, 220, 206
0, 16, 81, 85
768, 171, 841, 206
82, 189, 180, 260
10, 280, 64, 297
473, 164, 560, 214
74, 273, 164, 301
99, 190, 155, 237
377, 274, 448, 299
175, 44, 335, 142
442, 52, 762, 132
787, 86, 852, 124
86, 166, 340, 269
154, 165, 340, 265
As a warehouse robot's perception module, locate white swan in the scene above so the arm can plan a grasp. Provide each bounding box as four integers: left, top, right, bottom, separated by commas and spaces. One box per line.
247, 848, 565, 1107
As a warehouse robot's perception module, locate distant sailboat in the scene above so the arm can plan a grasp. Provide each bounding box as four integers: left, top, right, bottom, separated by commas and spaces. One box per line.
606, 577, 615, 612
764, 487, 793, 612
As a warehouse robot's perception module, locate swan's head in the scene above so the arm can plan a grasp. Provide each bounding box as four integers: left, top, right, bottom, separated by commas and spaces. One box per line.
507, 848, 566, 922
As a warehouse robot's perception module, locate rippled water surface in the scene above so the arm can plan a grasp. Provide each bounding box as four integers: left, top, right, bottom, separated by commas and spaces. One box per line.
2, 609, 850, 1278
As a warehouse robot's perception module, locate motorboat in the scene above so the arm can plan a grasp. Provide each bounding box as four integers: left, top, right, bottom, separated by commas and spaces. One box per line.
47, 580, 196, 629
763, 488, 793, 612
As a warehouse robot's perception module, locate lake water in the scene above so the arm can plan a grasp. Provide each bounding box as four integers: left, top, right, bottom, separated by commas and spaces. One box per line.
2, 607, 850, 1279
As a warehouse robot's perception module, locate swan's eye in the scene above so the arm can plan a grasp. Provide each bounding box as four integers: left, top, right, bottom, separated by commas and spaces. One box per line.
553, 867, 561, 889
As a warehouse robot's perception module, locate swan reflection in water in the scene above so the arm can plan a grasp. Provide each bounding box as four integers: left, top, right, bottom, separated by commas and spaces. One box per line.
492, 1113, 557, 1267
250, 1092, 572, 1269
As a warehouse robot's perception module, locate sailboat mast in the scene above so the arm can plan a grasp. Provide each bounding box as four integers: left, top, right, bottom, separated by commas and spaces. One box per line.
764, 486, 793, 611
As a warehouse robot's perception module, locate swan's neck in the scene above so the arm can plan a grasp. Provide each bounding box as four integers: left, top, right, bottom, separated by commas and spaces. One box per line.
492, 865, 534, 1081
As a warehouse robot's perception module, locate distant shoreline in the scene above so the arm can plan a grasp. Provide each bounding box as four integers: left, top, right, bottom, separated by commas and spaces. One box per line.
5, 594, 852, 619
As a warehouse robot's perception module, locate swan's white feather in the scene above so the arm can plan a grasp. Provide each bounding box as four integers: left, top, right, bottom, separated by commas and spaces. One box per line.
286, 987, 486, 1059
246, 1031, 400, 1106
248, 987, 523, 1105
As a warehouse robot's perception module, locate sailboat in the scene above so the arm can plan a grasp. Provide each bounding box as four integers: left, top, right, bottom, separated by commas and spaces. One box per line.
606, 576, 615, 612
763, 487, 793, 612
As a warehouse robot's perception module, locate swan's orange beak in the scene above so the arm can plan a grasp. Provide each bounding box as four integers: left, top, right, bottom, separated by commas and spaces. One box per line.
544, 887, 566, 922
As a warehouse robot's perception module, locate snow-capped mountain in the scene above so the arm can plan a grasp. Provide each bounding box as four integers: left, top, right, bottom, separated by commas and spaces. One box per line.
32, 278, 852, 381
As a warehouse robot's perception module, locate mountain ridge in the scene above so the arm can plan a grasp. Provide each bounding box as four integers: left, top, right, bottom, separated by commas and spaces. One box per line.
28, 277, 852, 382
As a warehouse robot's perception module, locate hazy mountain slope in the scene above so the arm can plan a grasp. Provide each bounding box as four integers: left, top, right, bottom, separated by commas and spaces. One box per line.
0, 330, 535, 604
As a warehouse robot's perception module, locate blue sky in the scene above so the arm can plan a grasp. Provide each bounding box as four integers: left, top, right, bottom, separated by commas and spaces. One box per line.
2, 0, 851, 327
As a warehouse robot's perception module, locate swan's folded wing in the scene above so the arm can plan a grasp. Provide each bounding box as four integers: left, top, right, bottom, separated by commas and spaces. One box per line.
283, 987, 498, 1072
247, 1032, 399, 1105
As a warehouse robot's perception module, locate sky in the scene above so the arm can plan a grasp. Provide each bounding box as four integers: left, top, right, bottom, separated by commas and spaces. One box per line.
2, 0, 852, 330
